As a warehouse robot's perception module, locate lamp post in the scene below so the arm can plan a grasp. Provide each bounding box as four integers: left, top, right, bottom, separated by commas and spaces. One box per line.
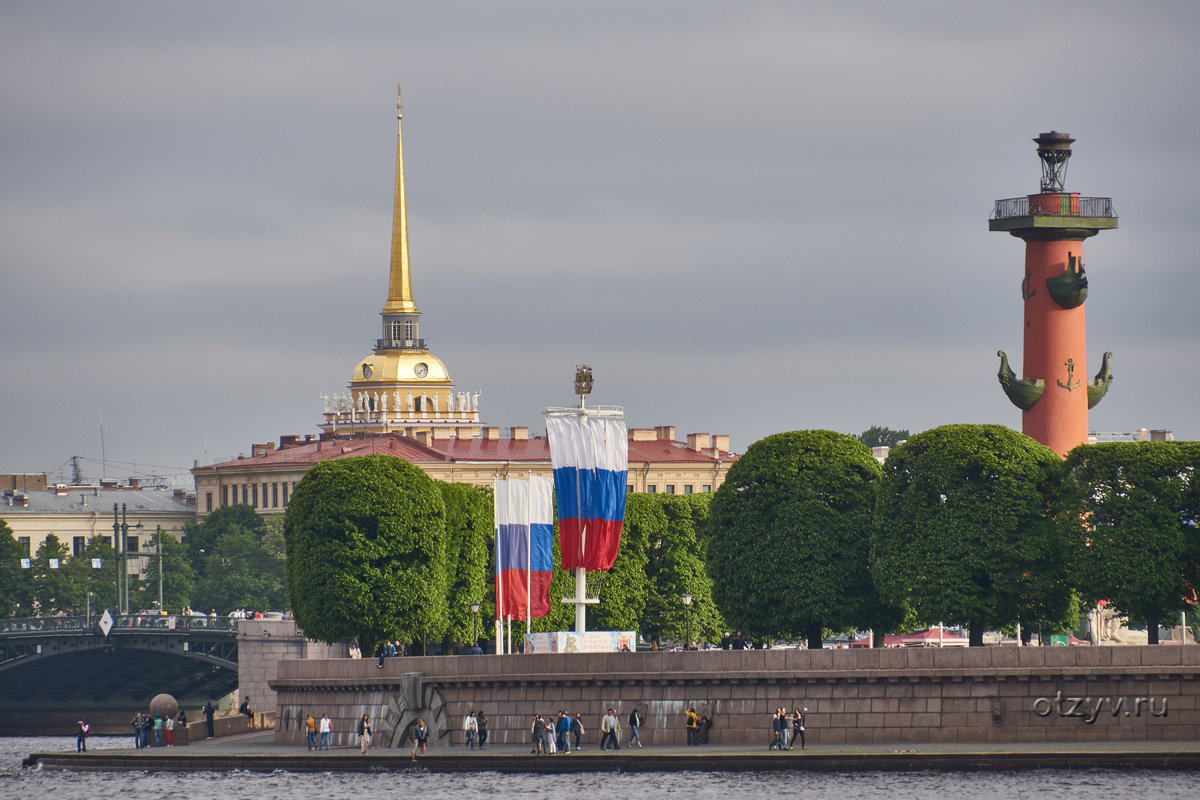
681, 592, 693, 651
131, 521, 143, 613
156, 525, 164, 612
470, 602, 481, 649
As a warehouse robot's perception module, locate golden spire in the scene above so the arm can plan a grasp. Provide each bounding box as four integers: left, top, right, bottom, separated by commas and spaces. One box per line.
383, 84, 418, 315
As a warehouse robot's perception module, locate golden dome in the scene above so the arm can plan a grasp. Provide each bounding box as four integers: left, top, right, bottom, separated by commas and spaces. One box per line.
350, 350, 450, 385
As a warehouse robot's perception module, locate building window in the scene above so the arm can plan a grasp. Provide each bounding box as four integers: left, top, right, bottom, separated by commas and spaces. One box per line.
18, 537, 30, 556
666, 485, 676, 495
251, 484, 258, 507
261, 483, 268, 507
282, 483, 290, 506
272, 483, 279, 508
205, 492, 213, 513
646, 485, 656, 494
702, 484, 712, 493
221, 485, 229, 507
126, 536, 139, 554
73, 537, 86, 556
405, 320, 415, 339
241, 485, 248, 504
102, 536, 111, 548
627, 484, 634, 493
391, 320, 402, 341
684, 485, 693, 495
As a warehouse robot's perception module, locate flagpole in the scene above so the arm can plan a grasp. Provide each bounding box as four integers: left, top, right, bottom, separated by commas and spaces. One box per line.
526, 471, 533, 637
574, 398, 587, 636
493, 475, 504, 655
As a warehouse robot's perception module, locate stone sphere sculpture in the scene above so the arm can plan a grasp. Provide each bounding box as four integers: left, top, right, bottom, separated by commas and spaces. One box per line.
149, 693, 179, 719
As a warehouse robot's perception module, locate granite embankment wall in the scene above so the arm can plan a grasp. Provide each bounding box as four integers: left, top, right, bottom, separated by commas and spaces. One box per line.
238, 619, 341, 717
269, 645, 1200, 750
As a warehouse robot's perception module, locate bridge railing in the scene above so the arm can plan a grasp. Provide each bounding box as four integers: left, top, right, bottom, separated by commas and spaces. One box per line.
0, 614, 239, 636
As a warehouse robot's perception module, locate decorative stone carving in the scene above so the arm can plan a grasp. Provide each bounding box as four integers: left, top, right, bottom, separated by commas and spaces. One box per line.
1087, 351, 1114, 409
997, 350, 1045, 410
1046, 253, 1088, 309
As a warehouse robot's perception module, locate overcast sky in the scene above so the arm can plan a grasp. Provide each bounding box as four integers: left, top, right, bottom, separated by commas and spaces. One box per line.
2, 2, 1197, 483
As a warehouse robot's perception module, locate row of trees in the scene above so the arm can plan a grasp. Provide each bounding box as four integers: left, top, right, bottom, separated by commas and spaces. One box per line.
0, 503, 288, 618
282, 455, 726, 653
709, 426, 1200, 646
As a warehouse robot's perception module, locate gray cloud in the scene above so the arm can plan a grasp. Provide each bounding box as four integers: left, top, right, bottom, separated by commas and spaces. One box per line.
1, 1, 1197, 480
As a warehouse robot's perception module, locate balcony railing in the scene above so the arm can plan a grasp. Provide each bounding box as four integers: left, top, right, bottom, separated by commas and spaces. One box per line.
992, 196, 1117, 220
375, 337, 427, 351
0, 614, 239, 636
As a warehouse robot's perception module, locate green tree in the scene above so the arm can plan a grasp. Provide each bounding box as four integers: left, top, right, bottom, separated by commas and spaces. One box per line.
183, 504, 266, 580
709, 430, 883, 648
1064, 442, 1200, 644
872, 424, 1073, 646
858, 425, 911, 449
31, 534, 74, 614
192, 520, 286, 614
638, 493, 724, 646
283, 455, 449, 653
62, 535, 118, 614
438, 481, 493, 646
0, 521, 34, 617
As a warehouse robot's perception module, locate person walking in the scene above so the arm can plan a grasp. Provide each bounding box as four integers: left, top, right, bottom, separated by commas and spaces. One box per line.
571, 712, 585, 750
476, 711, 489, 749
305, 714, 317, 750
627, 708, 643, 748
769, 708, 783, 750
463, 711, 477, 748
791, 707, 807, 750
598, 709, 613, 750
685, 707, 699, 746
358, 713, 372, 755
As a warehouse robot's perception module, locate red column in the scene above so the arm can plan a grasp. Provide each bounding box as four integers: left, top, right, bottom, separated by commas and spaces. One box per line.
1021, 239, 1089, 457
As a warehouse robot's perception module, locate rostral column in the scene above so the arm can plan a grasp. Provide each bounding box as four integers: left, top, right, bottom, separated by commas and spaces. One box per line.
991, 132, 1116, 457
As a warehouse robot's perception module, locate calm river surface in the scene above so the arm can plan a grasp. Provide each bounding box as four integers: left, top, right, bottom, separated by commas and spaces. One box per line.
3, 736, 1196, 800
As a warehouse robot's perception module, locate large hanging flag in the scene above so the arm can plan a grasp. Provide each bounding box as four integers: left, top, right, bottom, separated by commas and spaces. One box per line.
545, 413, 628, 571
493, 476, 554, 620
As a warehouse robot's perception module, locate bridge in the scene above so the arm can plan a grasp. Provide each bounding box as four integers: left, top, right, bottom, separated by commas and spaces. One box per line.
0, 614, 241, 709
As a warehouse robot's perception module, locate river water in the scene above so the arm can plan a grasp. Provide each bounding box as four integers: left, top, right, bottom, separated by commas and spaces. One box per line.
2, 736, 1196, 800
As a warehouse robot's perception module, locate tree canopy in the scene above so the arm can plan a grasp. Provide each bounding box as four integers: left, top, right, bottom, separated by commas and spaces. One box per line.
0, 520, 33, 617
872, 424, 1074, 645
283, 455, 449, 652
637, 493, 724, 646
858, 425, 911, 449
437, 481, 493, 646
708, 430, 882, 648
1064, 442, 1200, 644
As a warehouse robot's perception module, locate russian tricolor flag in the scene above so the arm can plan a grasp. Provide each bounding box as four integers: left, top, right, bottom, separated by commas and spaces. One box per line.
545, 413, 628, 571
493, 476, 554, 620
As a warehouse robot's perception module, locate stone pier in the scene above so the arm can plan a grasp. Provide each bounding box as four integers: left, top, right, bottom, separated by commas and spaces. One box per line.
269, 645, 1199, 750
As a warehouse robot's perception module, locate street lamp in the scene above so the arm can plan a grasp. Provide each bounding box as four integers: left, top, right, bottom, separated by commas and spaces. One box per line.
155, 525, 164, 612
470, 602, 481, 649
681, 592, 693, 650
